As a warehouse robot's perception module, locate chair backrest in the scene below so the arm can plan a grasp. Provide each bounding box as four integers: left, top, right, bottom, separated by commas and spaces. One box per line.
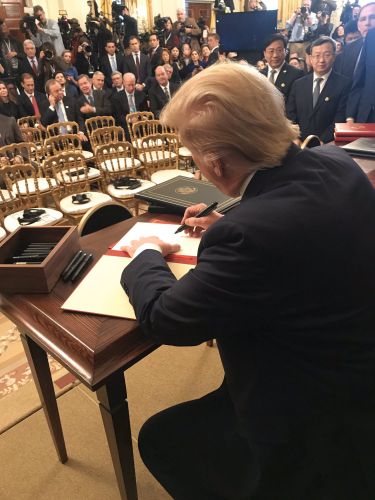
138, 133, 180, 175
90, 126, 125, 153
96, 141, 139, 180
132, 120, 166, 143
0, 175, 20, 221
301, 135, 322, 149
44, 134, 82, 158
0, 142, 35, 168
85, 116, 115, 138
77, 200, 133, 236
45, 151, 91, 195
46, 121, 79, 138
125, 111, 154, 143
17, 116, 40, 129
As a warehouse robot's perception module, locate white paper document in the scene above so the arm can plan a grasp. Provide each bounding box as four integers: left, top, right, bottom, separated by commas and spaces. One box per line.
112, 222, 200, 257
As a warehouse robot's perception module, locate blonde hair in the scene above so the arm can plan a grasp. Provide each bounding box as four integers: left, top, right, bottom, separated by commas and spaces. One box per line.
160, 60, 298, 171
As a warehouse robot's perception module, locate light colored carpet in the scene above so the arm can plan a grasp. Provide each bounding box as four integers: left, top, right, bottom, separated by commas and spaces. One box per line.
0, 343, 224, 499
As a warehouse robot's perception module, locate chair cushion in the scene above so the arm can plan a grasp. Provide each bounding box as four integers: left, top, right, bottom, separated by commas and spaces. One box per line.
0, 226, 6, 242
151, 170, 194, 184
12, 178, 58, 196
133, 138, 163, 149
138, 151, 177, 163
178, 146, 192, 158
57, 167, 101, 183
4, 208, 63, 233
107, 180, 155, 199
82, 150, 94, 159
100, 157, 141, 172
60, 191, 111, 215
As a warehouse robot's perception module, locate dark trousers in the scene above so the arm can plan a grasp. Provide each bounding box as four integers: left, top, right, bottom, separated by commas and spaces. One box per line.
138, 383, 375, 500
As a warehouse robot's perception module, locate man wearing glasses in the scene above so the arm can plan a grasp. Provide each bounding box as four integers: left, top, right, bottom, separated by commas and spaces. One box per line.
260, 34, 304, 102
286, 36, 351, 143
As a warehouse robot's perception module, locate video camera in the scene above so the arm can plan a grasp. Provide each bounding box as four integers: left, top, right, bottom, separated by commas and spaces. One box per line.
19, 14, 38, 36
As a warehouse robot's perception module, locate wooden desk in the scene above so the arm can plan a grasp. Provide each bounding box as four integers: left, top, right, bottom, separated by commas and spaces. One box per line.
0, 215, 167, 500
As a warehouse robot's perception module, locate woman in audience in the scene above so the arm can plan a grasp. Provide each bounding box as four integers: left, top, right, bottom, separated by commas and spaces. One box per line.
170, 46, 184, 72
0, 80, 20, 119
161, 48, 181, 83
161, 17, 180, 50
332, 24, 345, 43
335, 39, 344, 54
256, 59, 267, 71
181, 49, 206, 79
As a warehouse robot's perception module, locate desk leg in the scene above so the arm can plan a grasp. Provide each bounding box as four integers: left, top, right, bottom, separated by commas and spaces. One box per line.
96, 371, 138, 500
20, 332, 68, 463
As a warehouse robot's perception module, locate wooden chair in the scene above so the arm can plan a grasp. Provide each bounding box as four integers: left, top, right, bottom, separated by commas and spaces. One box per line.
46, 121, 80, 138
45, 152, 111, 221
17, 115, 40, 129
77, 200, 133, 236
20, 127, 45, 163
44, 133, 94, 162
96, 142, 154, 214
131, 119, 165, 149
301, 135, 322, 149
85, 116, 115, 139
137, 133, 180, 179
0, 142, 44, 175
90, 126, 125, 153
1, 163, 63, 232
125, 111, 154, 146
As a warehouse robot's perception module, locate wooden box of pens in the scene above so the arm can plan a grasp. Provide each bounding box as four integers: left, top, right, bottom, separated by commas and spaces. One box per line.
0, 226, 80, 293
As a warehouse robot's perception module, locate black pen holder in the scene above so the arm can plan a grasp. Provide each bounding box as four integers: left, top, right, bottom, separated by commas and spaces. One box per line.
0, 226, 80, 293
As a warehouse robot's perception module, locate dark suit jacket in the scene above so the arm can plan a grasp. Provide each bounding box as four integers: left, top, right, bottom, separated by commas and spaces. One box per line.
261, 62, 304, 102
122, 144, 375, 450
149, 46, 163, 74
99, 53, 126, 87
76, 89, 112, 120
40, 96, 85, 131
18, 56, 46, 93
334, 37, 363, 79
148, 82, 179, 118
346, 28, 375, 123
207, 47, 219, 67
111, 89, 148, 132
123, 53, 152, 84
0, 115, 23, 146
286, 71, 351, 142
18, 90, 49, 118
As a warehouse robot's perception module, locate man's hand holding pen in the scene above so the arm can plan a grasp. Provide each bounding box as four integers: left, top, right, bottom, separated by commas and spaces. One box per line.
180, 203, 223, 237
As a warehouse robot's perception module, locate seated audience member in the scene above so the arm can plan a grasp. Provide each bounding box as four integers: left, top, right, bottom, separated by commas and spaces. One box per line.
41, 78, 87, 138
334, 2, 375, 78
54, 71, 79, 98
112, 72, 148, 137
92, 71, 105, 91
201, 44, 211, 65
289, 56, 302, 69
76, 74, 112, 119
331, 23, 345, 42
160, 48, 181, 83
161, 17, 180, 50
0, 114, 23, 146
121, 61, 375, 500
261, 34, 304, 102
164, 63, 181, 84
207, 33, 221, 66
56, 50, 79, 86
181, 42, 192, 67
286, 36, 351, 143
181, 49, 206, 80
75, 42, 99, 77
336, 39, 344, 53
99, 40, 125, 88
149, 66, 179, 118
346, 26, 375, 123
173, 8, 201, 52
170, 46, 183, 71
0, 80, 20, 119
18, 39, 46, 93
148, 33, 163, 75
123, 36, 152, 91
256, 59, 267, 71
108, 71, 124, 98
18, 73, 48, 118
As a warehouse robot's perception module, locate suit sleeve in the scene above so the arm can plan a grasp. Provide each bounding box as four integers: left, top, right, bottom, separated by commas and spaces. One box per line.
95, 93, 112, 115
149, 90, 161, 119
321, 79, 351, 142
41, 106, 58, 127
285, 81, 298, 125
72, 101, 86, 132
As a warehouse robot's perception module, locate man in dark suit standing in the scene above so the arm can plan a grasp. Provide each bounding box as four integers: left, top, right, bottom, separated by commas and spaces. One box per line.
112, 72, 148, 138
0, 115, 23, 147
123, 36, 152, 91
76, 74, 112, 120
41, 79, 87, 139
99, 40, 125, 88
287, 36, 351, 143
261, 34, 304, 102
148, 33, 163, 75
207, 33, 220, 66
120, 62, 375, 499
149, 66, 179, 119
346, 26, 375, 122
334, 2, 375, 79
18, 39, 45, 93
18, 73, 49, 118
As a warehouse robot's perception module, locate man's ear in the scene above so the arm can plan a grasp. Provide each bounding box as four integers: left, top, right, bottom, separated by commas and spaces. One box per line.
212, 158, 224, 177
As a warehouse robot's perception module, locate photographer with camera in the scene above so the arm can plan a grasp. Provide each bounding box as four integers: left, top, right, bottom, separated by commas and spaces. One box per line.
75, 42, 99, 78
173, 8, 202, 52
28, 6, 65, 56
286, 0, 318, 58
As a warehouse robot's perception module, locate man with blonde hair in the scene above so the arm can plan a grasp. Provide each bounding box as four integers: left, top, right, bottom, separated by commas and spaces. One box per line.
121, 61, 375, 498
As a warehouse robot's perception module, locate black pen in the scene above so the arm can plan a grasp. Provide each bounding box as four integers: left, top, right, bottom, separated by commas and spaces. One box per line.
61, 250, 84, 281
174, 202, 219, 234
70, 253, 93, 282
